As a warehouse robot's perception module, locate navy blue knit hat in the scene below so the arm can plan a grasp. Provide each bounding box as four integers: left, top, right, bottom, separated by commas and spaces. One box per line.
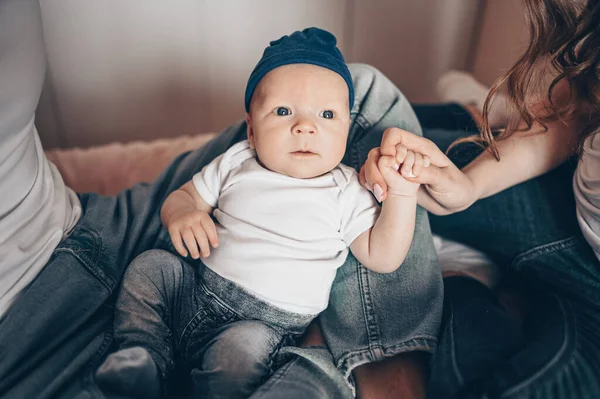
244, 27, 354, 112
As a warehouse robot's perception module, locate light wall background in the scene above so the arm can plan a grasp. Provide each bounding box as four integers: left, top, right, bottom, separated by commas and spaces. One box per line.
471, 0, 528, 86
36, 0, 527, 149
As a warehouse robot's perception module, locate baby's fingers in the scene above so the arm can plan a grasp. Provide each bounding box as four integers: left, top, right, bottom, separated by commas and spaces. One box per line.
377, 154, 399, 172
182, 228, 200, 259
364, 148, 388, 201
381, 127, 451, 167
200, 217, 219, 249
400, 151, 416, 178
191, 224, 210, 258
169, 228, 188, 257
377, 155, 403, 201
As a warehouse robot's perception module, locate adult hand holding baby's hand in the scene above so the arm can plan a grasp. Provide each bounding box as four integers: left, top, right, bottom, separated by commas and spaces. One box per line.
166, 208, 219, 259
373, 147, 427, 199
359, 127, 477, 215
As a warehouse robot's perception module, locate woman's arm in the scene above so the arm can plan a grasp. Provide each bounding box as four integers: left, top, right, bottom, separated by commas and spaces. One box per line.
462, 112, 581, 201
362, 82, 587, 215
418, 114, 581, 215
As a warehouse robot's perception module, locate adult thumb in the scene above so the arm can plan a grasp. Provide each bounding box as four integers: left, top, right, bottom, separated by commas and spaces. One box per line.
403, 163, 444, 187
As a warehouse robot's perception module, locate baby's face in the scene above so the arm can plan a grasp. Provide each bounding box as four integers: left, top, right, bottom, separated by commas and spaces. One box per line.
246, 64, 351, 179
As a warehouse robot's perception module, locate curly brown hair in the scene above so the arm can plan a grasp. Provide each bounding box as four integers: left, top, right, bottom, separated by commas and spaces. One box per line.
457, 0, 600, 159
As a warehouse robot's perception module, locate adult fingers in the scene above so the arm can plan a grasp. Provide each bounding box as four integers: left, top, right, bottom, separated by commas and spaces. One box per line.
404, 162, 445, 187
423, 155, 431, 168
395, 144, 408, 165
381, 127, 450, 167
359, 163, 368, 188
412, 152, 425, 177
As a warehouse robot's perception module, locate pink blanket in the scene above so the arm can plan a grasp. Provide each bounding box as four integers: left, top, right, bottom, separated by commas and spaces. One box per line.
46, 133, 217, 195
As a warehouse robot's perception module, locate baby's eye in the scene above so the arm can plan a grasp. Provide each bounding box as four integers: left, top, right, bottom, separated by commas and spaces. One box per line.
320, 110, 335, 119
275, 107, 291, 116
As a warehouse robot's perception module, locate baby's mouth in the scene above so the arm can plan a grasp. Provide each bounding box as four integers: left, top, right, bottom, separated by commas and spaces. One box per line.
291, 150, 316, 156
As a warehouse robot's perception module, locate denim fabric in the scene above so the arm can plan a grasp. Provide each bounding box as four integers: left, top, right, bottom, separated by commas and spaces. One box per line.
0, 125, 250, 399
0, 64, 442, 399
114, 249, 312, 399
251, 347, 354, 399
419, 109, 600, 399
413, 103, 480, 136
317, 64, 442, 386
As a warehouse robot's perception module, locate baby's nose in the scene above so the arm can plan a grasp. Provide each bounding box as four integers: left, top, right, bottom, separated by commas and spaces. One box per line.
294, 120, 316, 135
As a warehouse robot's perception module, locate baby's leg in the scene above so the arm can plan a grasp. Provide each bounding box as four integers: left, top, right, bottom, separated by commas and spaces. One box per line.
96, 249, 186, 398
189, 320, 284, 399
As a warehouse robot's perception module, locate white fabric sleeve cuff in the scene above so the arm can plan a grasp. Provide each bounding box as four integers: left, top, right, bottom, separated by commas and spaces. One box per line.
342, 208, 379, 246
192, 171, 219, 208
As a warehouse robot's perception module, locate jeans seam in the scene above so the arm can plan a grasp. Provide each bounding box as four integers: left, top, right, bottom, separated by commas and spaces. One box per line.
70, 331, 115, 399
349, 115, 370, 170
179, 307, 230, 350
500, 297, 575, 398
351, 141, 363, 171
448, 303, 465, 387
261, 332, 287, 386
511, 237, 578, 270
53, 226, 113, 291
357, 264, 385, 361
335, 336, 438, 379
82, 330, 113, 378
354, 114, 371, 133
250, 358, 296, 399
199, 280, 248, 319
52, 249, 113, 293
178, 285, 242, 349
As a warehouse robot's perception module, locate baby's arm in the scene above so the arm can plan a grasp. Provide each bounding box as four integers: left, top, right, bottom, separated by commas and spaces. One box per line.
350, 149, 426, 273
350, 192, 417, 273
160, 181, 219, 259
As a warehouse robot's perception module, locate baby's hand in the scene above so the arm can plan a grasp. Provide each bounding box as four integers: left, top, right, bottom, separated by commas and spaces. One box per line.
376, 145, 431, 199
167, 209, 219, 259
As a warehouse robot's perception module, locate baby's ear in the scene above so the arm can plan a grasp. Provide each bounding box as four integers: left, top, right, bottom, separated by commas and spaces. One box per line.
246, 114, 255, 148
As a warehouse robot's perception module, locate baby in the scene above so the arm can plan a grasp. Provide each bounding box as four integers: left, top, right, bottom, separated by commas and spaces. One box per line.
96, 27, 427, 399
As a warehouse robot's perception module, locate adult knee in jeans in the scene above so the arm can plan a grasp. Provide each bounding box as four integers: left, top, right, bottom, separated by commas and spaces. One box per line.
348, 63, 378, 86
349, 63, 396, 107
191, 320, 284, 398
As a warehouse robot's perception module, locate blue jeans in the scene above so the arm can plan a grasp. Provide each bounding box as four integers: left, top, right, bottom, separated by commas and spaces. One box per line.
114, 250, 313, 399
0, 64, 442, 399
416, 104, 600, 399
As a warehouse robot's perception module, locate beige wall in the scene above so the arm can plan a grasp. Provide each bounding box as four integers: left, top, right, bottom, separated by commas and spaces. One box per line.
36, 0, 485, 149
471, 0, 528, 86
37, 0, 347, 149
351, 0, 481, 103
